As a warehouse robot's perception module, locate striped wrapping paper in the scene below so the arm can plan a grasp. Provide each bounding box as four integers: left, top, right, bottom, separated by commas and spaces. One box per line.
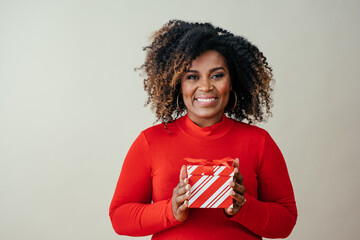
187, 165, 234, 208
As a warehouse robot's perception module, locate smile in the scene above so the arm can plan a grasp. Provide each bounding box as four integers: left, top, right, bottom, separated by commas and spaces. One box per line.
195, 98, 216, 102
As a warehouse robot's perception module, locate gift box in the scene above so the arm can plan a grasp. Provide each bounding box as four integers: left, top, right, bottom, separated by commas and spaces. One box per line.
185, 158, 234, 208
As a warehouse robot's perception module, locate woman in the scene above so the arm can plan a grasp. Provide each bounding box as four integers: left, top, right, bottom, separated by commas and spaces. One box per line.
109, 20, 297, 239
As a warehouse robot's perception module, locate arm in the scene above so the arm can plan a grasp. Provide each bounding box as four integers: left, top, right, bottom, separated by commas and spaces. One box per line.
109, 132, 182, 236
227, 132, 298, 238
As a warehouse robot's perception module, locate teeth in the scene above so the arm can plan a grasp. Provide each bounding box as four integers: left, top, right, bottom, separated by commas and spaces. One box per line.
196, 98, 215, 102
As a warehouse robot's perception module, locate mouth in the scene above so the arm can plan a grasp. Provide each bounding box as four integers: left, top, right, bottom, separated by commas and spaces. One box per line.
194, 96, 218, 105
195, 98, 217, 102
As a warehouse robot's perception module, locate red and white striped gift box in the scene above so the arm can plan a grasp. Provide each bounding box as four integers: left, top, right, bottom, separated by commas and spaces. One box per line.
187, 165, 234, 208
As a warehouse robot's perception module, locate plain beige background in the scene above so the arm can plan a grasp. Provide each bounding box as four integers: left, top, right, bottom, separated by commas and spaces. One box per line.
1, 0, 359, 239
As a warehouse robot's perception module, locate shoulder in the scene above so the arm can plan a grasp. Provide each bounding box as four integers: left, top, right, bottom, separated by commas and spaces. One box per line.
141, 120, 179, 143
229, 117, 269, 138
142, 122, 166, 134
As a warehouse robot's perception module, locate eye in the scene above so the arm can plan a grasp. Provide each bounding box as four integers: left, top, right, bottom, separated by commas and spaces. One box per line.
211, 73, 225, 79
186, 75, 199, 80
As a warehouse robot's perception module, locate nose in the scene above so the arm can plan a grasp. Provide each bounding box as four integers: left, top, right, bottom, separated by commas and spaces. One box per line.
198, 77, 212, 92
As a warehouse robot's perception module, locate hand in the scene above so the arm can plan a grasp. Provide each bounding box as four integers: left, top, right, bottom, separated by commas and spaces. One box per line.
172, 165, 191, 222
225, 158, 246, 216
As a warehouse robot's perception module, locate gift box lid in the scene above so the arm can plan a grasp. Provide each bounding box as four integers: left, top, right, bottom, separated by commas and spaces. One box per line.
187, 165, 234, 176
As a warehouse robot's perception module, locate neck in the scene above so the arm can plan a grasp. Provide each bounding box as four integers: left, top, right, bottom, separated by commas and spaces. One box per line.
187, 113, 224, 127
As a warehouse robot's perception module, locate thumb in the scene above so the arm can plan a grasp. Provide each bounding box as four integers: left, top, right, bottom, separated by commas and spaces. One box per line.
232, 158, 239, 168
179, 165, 187, 182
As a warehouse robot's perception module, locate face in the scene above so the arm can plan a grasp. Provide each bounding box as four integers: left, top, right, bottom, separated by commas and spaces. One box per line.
181, 50, 231, 127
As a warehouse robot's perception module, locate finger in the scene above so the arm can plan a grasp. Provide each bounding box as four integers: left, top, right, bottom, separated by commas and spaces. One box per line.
232, 158, 243, 184
179, 165, 188, 182
225, 205, 240, 216
177, 200, 188, 213
230, 189, 246, 204
177, 183, 191, 196
177, 177, 188, 189
229, 181, 245, 195
175, 190, 191, 204
226, 206, 233, 214
232, 158, 239, 169
233, 167, 243, 185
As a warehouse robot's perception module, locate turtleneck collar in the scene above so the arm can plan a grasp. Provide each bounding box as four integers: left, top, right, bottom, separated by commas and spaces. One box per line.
176, 114, 234, 139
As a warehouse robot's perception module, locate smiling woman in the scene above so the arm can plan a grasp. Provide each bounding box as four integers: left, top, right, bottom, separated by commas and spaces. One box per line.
139, 20, 274, 126
109, 20, 297, 240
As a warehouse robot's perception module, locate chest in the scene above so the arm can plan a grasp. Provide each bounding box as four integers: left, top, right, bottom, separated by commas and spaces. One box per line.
149, 136, 261, 202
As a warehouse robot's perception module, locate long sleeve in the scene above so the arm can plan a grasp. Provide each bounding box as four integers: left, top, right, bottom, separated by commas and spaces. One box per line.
227, 132, 298, 238
109, 132, 182, 236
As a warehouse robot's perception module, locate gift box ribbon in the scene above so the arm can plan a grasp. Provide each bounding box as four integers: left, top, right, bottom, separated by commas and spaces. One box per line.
184, 157, 234, 175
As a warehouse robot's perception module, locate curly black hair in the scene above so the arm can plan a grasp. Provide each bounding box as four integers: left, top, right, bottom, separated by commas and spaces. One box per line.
138, 20, 274, 125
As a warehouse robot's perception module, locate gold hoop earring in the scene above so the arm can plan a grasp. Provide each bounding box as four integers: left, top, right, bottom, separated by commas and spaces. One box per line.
177, 93, 183, 112
229, 90, 237, 111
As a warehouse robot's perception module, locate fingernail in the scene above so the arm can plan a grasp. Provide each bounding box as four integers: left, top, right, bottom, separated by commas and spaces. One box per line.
186, 191, 190, 196
186, 184, 190, 190
230, 190, 235, 196
183, 178, 188, 184
229, 181, 234, 187
235, 168, 239, 173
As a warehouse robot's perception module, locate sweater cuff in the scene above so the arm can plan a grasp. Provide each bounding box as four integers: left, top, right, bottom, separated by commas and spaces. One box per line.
225, 193, 268, 227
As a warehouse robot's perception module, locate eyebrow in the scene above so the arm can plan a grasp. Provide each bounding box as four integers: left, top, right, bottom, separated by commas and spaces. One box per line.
186, 67, 226, 73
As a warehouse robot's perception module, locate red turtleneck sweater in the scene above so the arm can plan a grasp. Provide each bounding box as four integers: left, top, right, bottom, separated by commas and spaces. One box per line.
109, 115, 297, 239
